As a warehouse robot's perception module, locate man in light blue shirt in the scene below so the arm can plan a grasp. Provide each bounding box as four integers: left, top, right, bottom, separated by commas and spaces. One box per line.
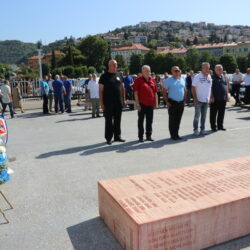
163, 66, 186, 140
40, 75, 50, 114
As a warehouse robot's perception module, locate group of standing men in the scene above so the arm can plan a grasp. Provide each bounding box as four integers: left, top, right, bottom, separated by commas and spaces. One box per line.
40, 74, 72, 114
99, 60, 229, 145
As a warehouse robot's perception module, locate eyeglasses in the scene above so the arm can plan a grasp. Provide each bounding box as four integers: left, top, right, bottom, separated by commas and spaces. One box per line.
174, 70, 180, 73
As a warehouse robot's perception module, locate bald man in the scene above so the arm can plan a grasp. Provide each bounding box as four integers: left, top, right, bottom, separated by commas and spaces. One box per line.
99, 60, 126, 145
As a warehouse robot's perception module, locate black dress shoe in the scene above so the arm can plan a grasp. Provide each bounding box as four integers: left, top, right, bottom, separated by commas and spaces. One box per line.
218, 128, 226, 131
176, 135, 183, 140
171, 137, 178, 140
139, 138, 144, 143
211, 128, 217, 132
146, 137, 154, 141
106, 140, 112, 145
114, 138, 126, 142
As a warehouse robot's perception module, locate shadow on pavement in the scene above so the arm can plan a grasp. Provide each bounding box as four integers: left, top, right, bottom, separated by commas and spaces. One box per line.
237, 117, 250, 120
66, 217, 250, 250
37, 133, 208, 158
56, 117, 95, 123
204, 234, 250, 250
67, 217, 122, 250
17, 112, 46, 119
36, 142, 106, 159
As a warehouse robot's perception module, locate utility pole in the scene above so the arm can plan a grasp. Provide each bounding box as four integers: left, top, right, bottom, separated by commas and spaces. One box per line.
37, 40, 43, 80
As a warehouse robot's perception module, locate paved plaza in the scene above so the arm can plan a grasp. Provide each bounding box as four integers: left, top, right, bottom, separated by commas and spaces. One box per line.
1, 100, 250, 250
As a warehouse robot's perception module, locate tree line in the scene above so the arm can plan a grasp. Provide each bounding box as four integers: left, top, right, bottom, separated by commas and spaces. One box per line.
42, 35, 110, 78
128, 49, 250, 74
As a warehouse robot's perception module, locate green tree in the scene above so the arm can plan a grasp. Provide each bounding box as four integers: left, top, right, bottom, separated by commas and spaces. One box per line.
236, 56, 247, 72
42, 63, 50, 76
186, 39, 191, 46
175, 57, 187, 73
74, 55, 86, 66
78, 36, 110, 72
81, 66, 88, 77
209, 57, 219, 71
129, 54, 144, 74
199, 51, 212, 64
51, 50, 57, 70
144, 50, 157, 72
52, 67, 63, 77
245, 52, 250, 68
186, 48, 200, 71
88, 66, 96, 74
63, 66, 75, 78
68, 46, 74, 66
220, 54, 238, 73
147, 39, 158, 49
115, 55, 126, 70
162, 53, 178, 73
154, 53, 165, 73
209, 32, 220, 43
193, 36, 199, 45
74, 67, 83, 78
0, 63, 12, 79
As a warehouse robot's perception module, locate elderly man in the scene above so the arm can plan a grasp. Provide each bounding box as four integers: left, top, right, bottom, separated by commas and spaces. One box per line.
99, 60, 126, 145
192, 62, 213, 135
232, 68, 243, 106
210, 65, 229, 132
52, 75, 66, 114
134, 65, 158, 142
163, 66, 186, 140
88, 74, 100, 118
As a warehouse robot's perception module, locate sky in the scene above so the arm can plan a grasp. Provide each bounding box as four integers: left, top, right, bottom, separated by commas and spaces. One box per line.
2, 0, 250, 44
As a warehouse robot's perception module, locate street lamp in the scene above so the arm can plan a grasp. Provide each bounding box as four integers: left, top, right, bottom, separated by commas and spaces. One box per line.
37, 40, 43, 80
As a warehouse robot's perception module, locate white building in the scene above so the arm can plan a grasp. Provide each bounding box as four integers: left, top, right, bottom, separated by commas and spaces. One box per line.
111, 43, 150, 65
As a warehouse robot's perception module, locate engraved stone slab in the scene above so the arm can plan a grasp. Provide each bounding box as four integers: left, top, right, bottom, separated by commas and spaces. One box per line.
98, 156, 250, 250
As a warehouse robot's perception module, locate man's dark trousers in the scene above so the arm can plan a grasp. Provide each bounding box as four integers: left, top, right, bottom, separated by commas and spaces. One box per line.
168, 99, 184, 138
104, 104, 122, 141
64, 95, 71, 112
210, 101, 226, 130
138, 104, 153, 139
42, 94, 49, 114
54, 94, 64, 113
232, 84, 241, 104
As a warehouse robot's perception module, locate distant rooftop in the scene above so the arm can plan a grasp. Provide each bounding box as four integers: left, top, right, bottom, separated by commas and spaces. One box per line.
112, 43, 150, 51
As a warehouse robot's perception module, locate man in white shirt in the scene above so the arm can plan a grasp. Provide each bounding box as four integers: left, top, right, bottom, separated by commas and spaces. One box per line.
232, 68, 243, 106
1, 80, 14, 118
192, 62, 213, 135
88, 74, 100, 118
243, 68, 250, 104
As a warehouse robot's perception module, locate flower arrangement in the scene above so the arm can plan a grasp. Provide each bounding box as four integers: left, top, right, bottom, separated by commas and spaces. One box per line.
0, 117, 10, 185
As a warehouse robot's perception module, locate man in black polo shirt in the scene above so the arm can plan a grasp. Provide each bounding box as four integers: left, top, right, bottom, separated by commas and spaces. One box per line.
210, 64, 229, 132
99, 60, 126, 145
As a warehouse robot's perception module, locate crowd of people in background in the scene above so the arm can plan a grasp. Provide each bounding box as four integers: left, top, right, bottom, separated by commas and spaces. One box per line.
0, 80, 25, 119
40, 74, 73, 114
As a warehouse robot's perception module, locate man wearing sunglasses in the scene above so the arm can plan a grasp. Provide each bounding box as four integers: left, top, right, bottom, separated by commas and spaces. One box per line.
163, 66, 186, 140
